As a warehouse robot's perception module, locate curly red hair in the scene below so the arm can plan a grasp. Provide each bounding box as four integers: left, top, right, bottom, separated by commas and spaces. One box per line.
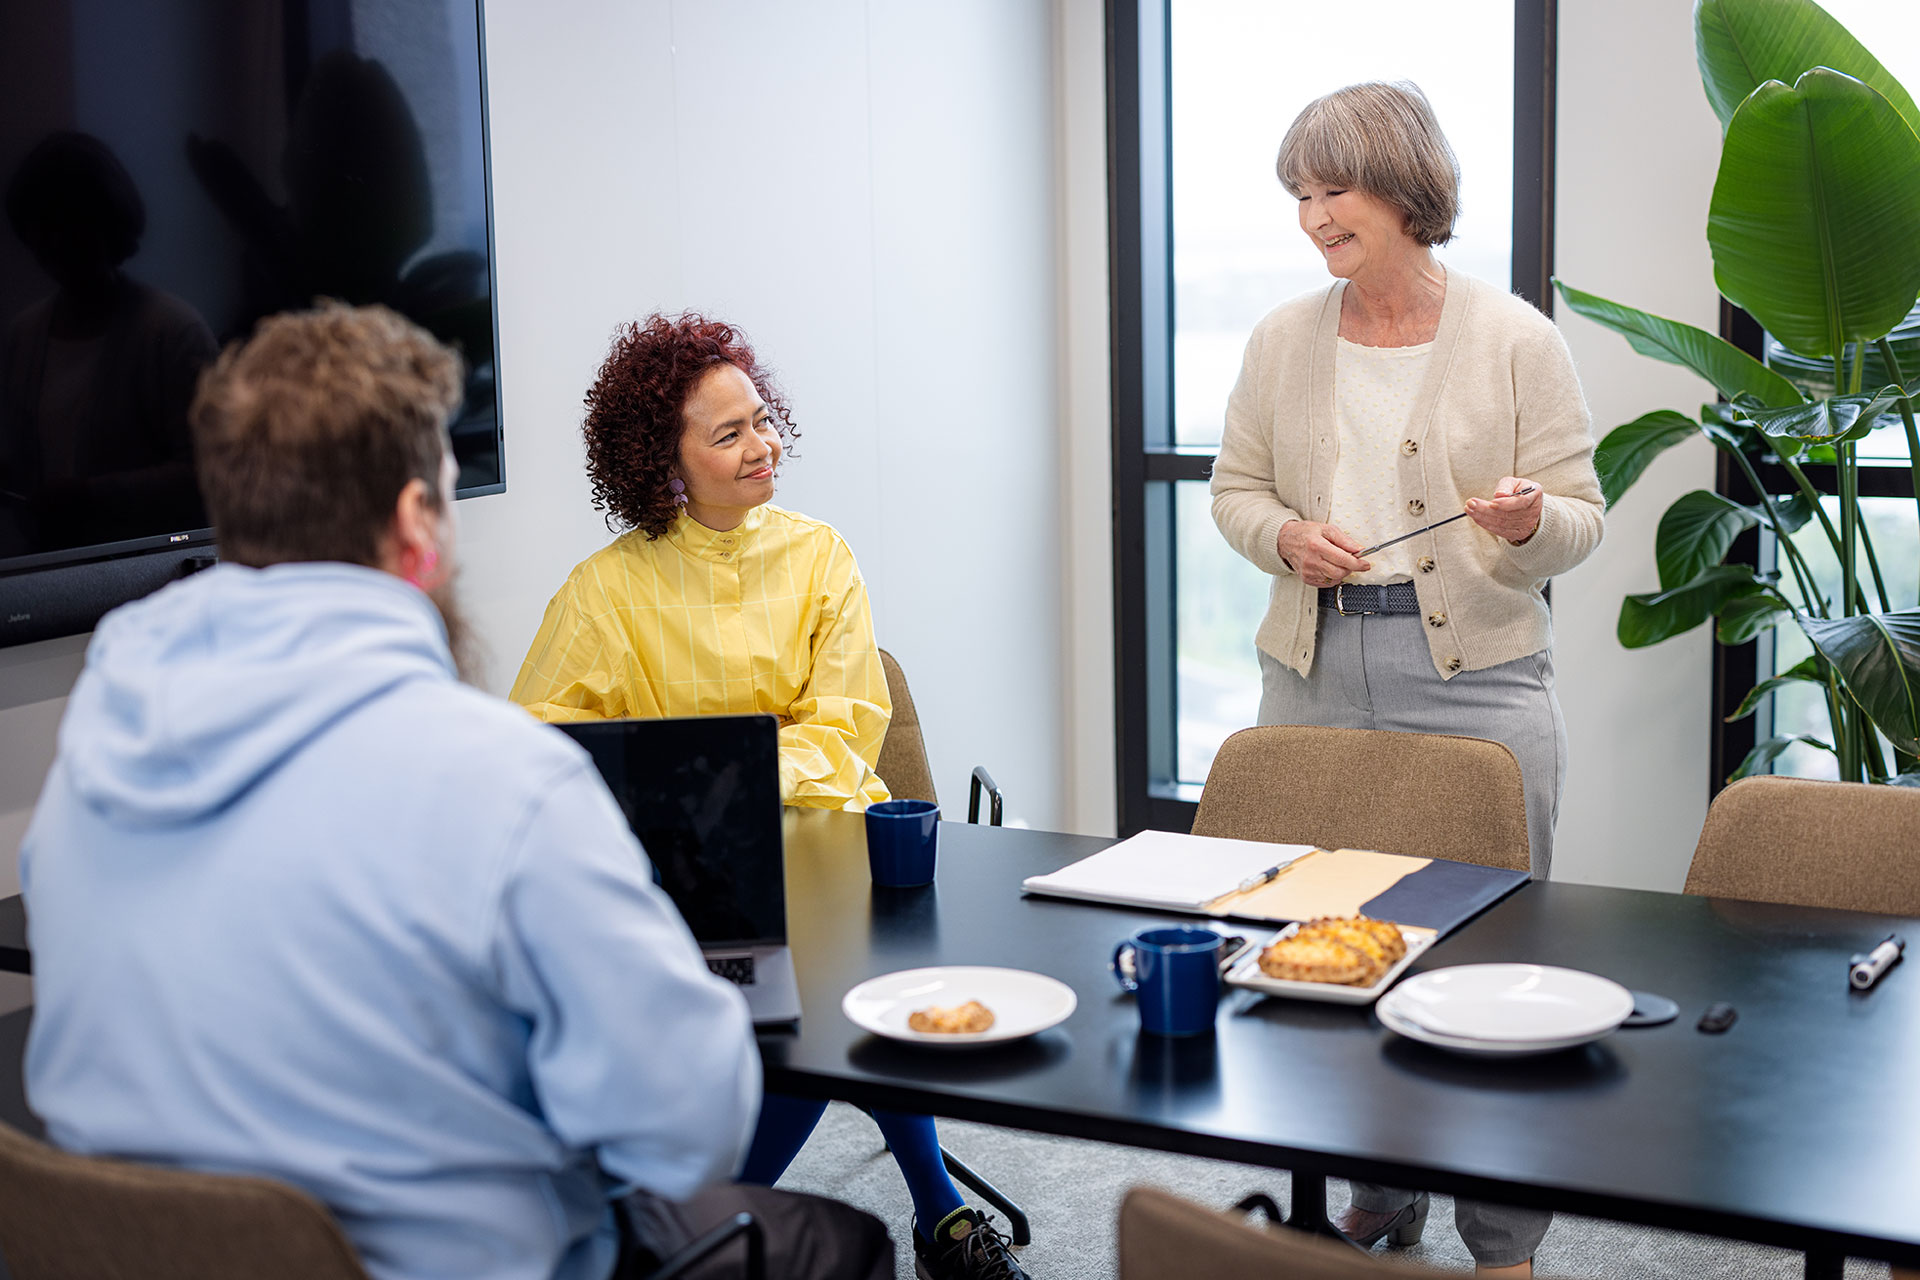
582, 312, 799, 538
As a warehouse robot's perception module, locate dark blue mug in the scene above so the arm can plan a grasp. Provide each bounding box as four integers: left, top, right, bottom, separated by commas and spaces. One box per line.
1111, 926, 1227, 1036
865, 799, 939, 887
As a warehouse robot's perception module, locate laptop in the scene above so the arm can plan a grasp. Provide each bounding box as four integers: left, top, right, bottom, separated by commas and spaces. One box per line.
557, 714, 801, 1026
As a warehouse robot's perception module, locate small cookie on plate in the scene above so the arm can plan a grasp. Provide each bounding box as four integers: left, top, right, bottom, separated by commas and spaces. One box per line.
908, 1000, 996, 1034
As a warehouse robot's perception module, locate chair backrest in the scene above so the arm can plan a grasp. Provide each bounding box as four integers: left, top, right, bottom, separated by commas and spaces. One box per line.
877, 648, 938, 805
1684, 775, 1920, 914
1190, 725, 1530, 871
0, 1121, 371, 1280
1117, 1187, 1444, 1278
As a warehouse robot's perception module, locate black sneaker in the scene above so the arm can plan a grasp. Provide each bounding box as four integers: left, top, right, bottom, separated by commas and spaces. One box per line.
912, 1207, 1030, 1280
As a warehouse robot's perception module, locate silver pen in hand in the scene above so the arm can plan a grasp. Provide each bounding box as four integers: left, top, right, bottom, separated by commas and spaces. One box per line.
1357, 485, 1538, 558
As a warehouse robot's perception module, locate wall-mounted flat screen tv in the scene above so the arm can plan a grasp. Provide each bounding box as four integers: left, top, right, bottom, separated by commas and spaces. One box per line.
0, 0, 500, 645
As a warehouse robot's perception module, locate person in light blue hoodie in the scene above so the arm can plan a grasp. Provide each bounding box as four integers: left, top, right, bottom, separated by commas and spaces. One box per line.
18, 302, 891, 1280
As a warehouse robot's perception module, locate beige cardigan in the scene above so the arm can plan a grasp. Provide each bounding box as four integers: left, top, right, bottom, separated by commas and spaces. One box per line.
1210, 270, 1604, 680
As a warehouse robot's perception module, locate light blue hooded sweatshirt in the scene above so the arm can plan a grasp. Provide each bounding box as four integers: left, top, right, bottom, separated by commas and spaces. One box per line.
20, 563, 760, 1280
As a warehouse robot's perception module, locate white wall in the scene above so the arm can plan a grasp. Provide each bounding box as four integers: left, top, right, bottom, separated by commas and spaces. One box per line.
1548, 0, 1725, 890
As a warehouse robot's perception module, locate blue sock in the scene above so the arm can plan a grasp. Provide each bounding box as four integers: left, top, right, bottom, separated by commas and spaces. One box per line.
869, 1108, 965, 1230
738, 1094, 828, 1185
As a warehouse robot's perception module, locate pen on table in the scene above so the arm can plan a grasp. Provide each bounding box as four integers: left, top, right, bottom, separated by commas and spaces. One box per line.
1849, 933, 1905, 990
1357, 484, 1538, 558
1205, 864, 1286, 910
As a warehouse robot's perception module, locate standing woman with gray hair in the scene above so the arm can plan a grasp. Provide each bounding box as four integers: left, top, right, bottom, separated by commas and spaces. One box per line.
1209, 82, 1604, 1275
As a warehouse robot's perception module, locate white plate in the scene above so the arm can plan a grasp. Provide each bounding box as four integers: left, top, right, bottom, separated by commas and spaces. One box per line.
1374, 991, 1616, 1057
1381, 964, 1633, 1044
842, 966, 1077, 1047
1223, 924, 1434, 1006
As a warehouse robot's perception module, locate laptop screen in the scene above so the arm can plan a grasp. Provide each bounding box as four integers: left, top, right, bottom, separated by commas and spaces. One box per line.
557, 715, 786, 950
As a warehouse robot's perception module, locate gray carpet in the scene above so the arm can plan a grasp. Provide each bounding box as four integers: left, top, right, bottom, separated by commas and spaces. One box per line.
779, 1102, 1890, 1279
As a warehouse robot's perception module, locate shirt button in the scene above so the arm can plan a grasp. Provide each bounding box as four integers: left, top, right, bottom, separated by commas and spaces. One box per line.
1417, 556, 1435, 574
1445, 657, 1462, 674
1401, 439, 1419, 456
1408, 499, 1425, 516
720, 552, 732, 559
1427, 612, 1448, 629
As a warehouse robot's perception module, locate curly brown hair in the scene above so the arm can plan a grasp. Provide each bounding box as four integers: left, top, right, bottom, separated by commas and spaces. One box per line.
583, 312, 799, 538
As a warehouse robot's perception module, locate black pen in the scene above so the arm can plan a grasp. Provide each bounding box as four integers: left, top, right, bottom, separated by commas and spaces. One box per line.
1358, 485, 1538, 558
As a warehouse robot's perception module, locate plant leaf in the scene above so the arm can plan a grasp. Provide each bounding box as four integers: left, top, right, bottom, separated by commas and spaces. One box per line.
1731, 733, 1834, 782
1619, 564, 1769, 648
1890, 770, 1920, 788
1554, 280, 1807, 407
1770, 491, 1818, 535
1725, 654, 1823, 721
1594, 411, 1700, 508
1717, 592, 1791, 644
1733, 386, 1908, 444
1800, 609, 1920, 754
1694, 0, 1920, 134
1709, 70, 1920, 358
1656, 489, 1757, 588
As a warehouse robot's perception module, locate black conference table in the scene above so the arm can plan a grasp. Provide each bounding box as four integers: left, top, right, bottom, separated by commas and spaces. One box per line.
767, 808, 1920, 1277
2, 817, 1916, 1274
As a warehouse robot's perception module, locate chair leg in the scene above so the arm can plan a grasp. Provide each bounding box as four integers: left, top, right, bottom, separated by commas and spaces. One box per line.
941, 1147, 1031, 1246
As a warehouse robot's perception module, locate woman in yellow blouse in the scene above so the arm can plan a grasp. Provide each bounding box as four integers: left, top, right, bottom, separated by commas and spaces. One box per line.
513, 313, 1028, 1280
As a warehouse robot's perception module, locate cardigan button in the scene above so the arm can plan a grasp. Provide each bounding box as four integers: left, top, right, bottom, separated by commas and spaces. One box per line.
1445, 657, 1463, 674
1427, 612, 1448, 629
1417, 556, 1435, 574
1408, 498, 1425, 517
1401, 439, 1419, 456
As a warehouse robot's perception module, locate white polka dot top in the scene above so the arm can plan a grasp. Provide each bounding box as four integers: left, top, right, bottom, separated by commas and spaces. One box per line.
1329, 336, 1433, 583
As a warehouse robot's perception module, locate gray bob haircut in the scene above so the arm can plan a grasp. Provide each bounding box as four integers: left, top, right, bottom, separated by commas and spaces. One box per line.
1276, 81, 1460, 247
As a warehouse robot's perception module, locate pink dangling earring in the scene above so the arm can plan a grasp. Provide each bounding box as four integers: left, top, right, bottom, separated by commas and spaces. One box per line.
669, 477, 687, 508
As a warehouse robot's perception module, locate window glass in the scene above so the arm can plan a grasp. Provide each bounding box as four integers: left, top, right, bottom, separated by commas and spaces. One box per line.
1170, 0, 1515, 447
1166, 1, 1516, 786
1768, 497, 1917, 778
1174, 480, 1268, 785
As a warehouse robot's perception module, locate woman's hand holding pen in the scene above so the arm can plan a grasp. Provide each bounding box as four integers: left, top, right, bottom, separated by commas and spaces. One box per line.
1466, 476, 1544, 544
1277, 520, 1372, 589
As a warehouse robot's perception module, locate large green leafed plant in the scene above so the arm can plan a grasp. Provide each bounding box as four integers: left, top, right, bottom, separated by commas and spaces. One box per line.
1557, 0, 1920, 786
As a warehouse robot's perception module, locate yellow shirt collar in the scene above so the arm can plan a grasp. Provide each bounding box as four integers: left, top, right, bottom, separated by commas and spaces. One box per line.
666, 502, 767, 561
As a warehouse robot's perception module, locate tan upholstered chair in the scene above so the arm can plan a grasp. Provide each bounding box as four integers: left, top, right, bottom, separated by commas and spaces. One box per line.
1118, 1186, 1447, 1278
0, 1120, 371, 1280
877, 648, 1004, 826
878, 649, 939, 804
1685, 775, 1920, 915
1191, 725, 1530, 871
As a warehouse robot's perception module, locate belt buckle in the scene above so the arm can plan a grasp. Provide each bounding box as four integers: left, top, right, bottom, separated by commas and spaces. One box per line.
1334, 584, 1377, 617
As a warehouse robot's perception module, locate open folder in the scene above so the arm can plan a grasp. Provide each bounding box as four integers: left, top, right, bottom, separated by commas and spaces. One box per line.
1020, 830, 1526, 939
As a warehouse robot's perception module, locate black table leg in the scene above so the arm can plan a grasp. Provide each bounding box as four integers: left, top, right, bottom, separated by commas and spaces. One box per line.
1282, 1174, 1371, 1254
1803, 1250, 1844, 1280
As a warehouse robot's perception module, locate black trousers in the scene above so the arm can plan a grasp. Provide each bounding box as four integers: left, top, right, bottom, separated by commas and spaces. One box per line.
614, 1183, 893, 1280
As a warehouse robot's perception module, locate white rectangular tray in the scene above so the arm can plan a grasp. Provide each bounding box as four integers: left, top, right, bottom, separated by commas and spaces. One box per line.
1224, 924, 1433, 1006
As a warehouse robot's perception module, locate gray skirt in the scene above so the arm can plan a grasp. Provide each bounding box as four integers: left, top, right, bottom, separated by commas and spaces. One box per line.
1257, 607, 1566, 878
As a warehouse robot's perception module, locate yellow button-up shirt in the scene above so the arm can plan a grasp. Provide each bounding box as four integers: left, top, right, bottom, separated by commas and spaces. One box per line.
511, 504, 892, 811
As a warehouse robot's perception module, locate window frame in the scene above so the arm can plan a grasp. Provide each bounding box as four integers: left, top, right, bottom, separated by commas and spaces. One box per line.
1106, 0, 1561, 835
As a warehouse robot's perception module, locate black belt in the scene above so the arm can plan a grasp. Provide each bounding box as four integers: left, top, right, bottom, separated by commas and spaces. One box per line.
1317, 582, 1420, 615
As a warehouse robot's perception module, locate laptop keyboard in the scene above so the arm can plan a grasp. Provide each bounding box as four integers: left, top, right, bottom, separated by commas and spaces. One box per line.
707, 955, 757, 986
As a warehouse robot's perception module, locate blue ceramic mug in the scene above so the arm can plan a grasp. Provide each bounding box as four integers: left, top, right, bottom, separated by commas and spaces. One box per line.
865, 799, 940, 887
1111, 926, 1227, 1036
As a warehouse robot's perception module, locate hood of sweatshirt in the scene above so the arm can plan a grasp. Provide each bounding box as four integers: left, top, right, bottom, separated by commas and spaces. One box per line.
59, 562, 454, 827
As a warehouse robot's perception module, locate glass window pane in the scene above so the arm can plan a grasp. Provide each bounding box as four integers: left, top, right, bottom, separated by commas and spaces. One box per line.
1170, 0, 1515, 447
1174, 481, 1268, 786
1767, 497, 1918, 778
